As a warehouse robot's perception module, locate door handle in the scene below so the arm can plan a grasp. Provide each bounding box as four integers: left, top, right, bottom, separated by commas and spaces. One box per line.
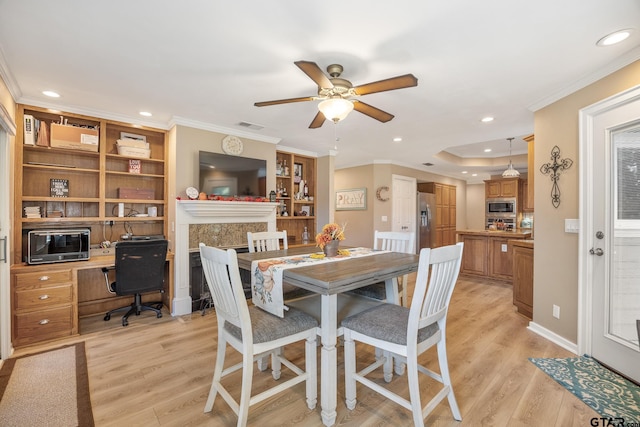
589, 247, 604, 256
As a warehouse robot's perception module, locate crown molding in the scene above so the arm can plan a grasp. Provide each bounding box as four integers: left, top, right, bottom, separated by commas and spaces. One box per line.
528, 46, 640, 112
0, 46, 20, 102
16, 97, 170, 130
170, 116, 280, 144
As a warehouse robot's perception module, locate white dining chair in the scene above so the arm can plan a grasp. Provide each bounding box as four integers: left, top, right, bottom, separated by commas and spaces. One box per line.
247, 230, 288, 253
199, 243, 318, 427
341, 242, 464, 427
348, 230, 415, 306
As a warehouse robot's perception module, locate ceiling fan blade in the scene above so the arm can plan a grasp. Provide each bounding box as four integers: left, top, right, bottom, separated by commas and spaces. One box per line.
295, 60, 333, 89
353, 101, 394, 123
254, 96, 316, 107
309, 111, 326, 129
353, 74, 418, 96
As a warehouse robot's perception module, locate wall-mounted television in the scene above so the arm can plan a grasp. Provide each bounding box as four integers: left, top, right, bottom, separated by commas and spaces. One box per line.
199, 151, 267, 197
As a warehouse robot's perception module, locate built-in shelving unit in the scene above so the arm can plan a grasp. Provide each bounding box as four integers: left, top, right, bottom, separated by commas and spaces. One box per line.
13, 104, 168, 264
275, 151, 316, 246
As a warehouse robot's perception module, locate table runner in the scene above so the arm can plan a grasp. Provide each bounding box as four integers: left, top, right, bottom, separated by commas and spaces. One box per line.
251, 247, 387, 317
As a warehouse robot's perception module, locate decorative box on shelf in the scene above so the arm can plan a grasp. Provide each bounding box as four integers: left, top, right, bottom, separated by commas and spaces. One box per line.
50, 123, 99, 152
118, 187, 155, 200
116, 138, 150, 159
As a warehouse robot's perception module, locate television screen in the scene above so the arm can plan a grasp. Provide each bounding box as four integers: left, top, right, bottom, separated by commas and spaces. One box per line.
199, 151, 267, 197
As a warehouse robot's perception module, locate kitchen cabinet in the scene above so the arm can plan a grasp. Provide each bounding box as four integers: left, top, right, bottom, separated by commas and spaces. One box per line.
523, 134, 535, 212
511, 240, 534, 319
418, 182, 457, 247
485, 178, 520, 199
458, 234, 488, 276
489, 236, 514, 280
521, 180, 534, 212
11, 267, 77, 347
276, 151, 316, 246
456, 230, 531, 281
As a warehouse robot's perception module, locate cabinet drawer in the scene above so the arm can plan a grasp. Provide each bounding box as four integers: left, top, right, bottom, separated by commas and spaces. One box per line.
15, 269, 73, 289
14, 306, 74, 345
14, 284, 73, 310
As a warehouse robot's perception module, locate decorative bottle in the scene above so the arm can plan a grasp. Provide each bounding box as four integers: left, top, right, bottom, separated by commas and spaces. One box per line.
283, 160, 289, 176
302, 227, 310, 244
303, 182, 309, 197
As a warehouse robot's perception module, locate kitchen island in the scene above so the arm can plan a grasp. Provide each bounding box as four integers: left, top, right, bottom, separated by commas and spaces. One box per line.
456, 230, 532, 281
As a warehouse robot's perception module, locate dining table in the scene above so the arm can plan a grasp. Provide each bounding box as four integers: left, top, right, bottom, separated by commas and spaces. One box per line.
236, 245, 420, 427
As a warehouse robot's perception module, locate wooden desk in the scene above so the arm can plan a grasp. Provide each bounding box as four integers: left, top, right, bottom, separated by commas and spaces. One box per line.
237, 248, 419, 427
10, 252, 174, 348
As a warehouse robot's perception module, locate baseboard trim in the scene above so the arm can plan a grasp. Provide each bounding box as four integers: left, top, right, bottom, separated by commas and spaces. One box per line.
528, 322, 578, 354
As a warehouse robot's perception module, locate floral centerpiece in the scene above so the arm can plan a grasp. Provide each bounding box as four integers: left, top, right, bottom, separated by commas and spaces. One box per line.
315, 223, 346, 256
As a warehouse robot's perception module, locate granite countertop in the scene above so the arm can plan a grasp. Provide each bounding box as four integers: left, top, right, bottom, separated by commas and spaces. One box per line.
456, 229, 533, 238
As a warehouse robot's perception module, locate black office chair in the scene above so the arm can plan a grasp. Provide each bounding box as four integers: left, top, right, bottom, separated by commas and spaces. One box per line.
102, 239, 168, 326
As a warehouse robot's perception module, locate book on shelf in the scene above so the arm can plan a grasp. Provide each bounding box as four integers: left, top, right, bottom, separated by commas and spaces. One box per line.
23, 114, 35, 145
50, 178, 69, 197
24, 206, 42, 218
36, 120, 49, 147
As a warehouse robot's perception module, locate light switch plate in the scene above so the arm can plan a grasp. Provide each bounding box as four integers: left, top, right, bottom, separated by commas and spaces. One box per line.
565, 219, 579, 233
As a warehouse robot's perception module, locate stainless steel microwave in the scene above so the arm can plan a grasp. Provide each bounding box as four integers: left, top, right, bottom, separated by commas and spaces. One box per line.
25, 228, 90, 264
486, 198, 517, 217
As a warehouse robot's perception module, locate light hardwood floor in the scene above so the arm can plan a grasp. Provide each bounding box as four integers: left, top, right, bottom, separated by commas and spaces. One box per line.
12, 275, 598, 426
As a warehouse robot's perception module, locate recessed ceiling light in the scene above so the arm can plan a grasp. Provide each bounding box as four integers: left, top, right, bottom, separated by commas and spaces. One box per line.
484, 148, 492, 153
481, 117, 494, 123
42, 90, 60, 98
393, 137, 402, 142
472, 173, 478, 177
461, 171, 468, 174
139, 111, 152, 117
596, 29, 633, 46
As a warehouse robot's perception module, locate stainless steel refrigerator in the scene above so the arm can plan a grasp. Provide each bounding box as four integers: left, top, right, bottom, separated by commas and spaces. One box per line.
416, 192, 436, 252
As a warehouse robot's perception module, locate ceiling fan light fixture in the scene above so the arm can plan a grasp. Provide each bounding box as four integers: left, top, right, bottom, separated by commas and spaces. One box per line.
318, 98, 354, 123
502, 137, 520, 177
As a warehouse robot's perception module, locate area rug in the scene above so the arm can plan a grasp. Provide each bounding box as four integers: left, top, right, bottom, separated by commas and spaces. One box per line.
0, 342, 94, 427
529, 355, 640, 422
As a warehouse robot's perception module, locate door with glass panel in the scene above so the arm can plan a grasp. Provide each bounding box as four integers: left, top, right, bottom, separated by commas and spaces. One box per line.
581, 87, 640, 383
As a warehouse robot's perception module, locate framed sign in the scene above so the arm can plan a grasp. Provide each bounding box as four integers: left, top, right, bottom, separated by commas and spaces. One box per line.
336, 188, 367, 210
50, 179, 69, 197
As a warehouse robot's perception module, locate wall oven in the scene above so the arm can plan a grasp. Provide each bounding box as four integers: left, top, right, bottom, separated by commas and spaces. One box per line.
486, 198, 517, 217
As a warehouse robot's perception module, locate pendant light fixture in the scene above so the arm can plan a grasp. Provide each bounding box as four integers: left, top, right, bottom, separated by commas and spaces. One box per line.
502, 137, 520, 177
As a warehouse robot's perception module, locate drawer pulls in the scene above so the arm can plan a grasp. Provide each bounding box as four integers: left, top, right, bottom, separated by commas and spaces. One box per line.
38, 294, 50, 300
39, 319, 50, 325
39, 276, 50, 281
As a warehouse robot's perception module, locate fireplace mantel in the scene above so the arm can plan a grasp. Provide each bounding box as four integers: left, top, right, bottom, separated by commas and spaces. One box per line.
172, 200, 278, 315
177, 200, 279, 218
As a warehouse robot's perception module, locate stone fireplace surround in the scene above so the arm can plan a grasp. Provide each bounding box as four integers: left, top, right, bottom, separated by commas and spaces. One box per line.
173, 200, 278, 316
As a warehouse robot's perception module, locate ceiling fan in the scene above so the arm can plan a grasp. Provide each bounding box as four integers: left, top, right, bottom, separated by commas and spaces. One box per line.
254, 60, 418, 128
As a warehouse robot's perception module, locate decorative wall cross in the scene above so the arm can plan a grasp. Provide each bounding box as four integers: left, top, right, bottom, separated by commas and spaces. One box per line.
540, 145, 573, 208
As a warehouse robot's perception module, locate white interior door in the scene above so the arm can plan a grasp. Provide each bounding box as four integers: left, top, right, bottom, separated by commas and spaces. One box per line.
0, 104, 16, 360
391, 174, 416, 250
580, 85, 640, 383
